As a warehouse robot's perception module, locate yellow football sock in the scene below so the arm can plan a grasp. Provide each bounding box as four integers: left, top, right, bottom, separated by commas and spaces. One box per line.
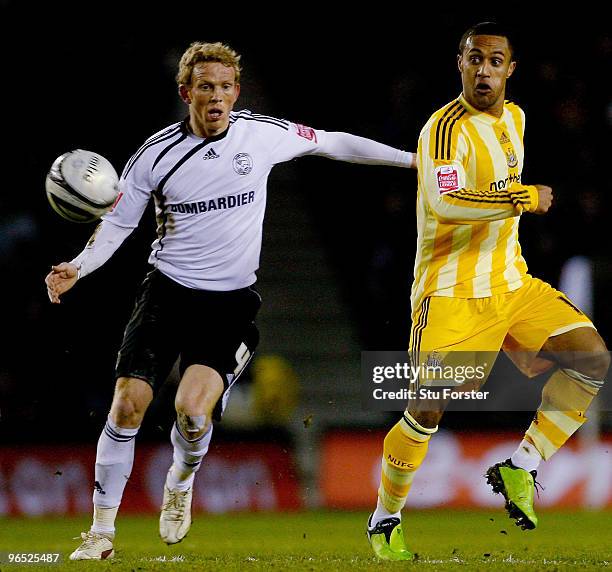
525, 368, 600, 460
377, 412, 437, 513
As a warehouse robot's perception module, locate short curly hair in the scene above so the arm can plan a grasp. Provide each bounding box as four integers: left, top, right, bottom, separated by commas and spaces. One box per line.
176, 41, 242, 86
459, 22, 514, 58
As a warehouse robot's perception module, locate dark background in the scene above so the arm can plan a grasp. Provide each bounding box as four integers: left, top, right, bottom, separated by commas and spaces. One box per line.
1, 6, 611, 442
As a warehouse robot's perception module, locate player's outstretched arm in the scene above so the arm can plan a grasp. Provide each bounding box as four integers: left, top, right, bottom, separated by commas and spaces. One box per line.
311, 131, 416, 169
45, 262, 78, 304
45, 219, 134, 304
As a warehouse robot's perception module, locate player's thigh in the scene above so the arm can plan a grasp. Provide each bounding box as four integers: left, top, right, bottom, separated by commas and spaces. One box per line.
504, 278, 595, 376
408, 296, 506, 422
410, 296, 506, 376
115, 269, 181, 391
180, 285, 262, 421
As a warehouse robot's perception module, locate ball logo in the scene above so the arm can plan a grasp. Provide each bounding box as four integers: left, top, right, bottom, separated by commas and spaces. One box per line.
83, 155, 100, 183
435, 165, 460, 194
233, 153, 253, 175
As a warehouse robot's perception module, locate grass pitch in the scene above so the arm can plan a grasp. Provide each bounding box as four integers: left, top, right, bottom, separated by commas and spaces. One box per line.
1, 510, 610, 570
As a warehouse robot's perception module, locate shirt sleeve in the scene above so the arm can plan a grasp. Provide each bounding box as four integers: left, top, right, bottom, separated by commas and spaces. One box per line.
419, 128, 538, 224
264, 120, 414, 167
103, 152, 154, 229
70, 219, 133, 278
70, 151, 154, 277
310, 131, 414, 167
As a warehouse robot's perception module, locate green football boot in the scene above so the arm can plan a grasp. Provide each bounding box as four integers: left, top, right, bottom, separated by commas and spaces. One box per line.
486, 458, 539, 530
367, 515, 414, 561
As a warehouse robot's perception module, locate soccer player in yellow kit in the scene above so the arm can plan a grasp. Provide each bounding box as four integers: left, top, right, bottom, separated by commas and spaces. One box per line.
367, 22, 609, 561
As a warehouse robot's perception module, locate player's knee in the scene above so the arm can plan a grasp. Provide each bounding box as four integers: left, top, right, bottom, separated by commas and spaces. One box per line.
110, 398, 146, 427
573, 347, 610, 382
110, 378, 150, 427
593, 350, 611, 381
175, 409, 211, 439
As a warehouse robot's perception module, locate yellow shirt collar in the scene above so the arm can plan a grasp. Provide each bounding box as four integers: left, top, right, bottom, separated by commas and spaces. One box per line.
458, 93, 507, 124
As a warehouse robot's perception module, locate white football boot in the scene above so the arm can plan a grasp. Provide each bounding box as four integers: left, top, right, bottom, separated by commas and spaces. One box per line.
69, 530, 114, 560
159, 484, 193, 544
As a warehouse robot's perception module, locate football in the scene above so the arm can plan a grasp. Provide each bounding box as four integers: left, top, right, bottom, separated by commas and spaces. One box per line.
45, 149, 120, 223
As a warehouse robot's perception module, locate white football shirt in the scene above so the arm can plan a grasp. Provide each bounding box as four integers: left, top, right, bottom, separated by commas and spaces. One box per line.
73, 110, 413, 290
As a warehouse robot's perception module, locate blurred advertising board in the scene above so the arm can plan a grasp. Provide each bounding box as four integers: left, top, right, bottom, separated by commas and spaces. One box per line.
0, 442, 301, 516
321, 430, 612, 509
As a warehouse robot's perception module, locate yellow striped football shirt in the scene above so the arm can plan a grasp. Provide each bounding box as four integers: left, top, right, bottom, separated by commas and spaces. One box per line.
411, 94, 540, 314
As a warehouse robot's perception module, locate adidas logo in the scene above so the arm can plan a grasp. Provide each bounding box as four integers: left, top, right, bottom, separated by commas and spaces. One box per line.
499, 132, 510, 145
203, 148, 220, 160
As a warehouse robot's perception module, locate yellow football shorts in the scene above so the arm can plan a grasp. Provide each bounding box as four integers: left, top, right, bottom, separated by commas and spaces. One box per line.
410, 277, 595, 379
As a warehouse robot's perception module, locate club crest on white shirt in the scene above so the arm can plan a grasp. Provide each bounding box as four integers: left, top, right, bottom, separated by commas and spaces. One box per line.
233, 153, 253, 175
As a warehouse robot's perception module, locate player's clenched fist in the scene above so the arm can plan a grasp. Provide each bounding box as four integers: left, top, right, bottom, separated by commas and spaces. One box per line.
533, 185, 553, 214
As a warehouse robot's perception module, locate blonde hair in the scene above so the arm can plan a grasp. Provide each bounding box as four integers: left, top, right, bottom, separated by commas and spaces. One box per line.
176, 41, 242, 86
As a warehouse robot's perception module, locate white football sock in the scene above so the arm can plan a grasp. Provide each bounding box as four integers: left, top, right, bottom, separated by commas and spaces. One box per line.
511, 439, 542, 473
166, 423, 212, 492
370, 497, 401, 528
91, 416, 139, 533
91, 506, 118, 537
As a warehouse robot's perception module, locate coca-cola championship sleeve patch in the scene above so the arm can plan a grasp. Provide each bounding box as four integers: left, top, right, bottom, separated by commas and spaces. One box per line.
434, 164, 463, 194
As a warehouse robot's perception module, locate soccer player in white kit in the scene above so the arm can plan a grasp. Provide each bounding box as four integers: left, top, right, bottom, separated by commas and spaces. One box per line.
45, 41, 416, 560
